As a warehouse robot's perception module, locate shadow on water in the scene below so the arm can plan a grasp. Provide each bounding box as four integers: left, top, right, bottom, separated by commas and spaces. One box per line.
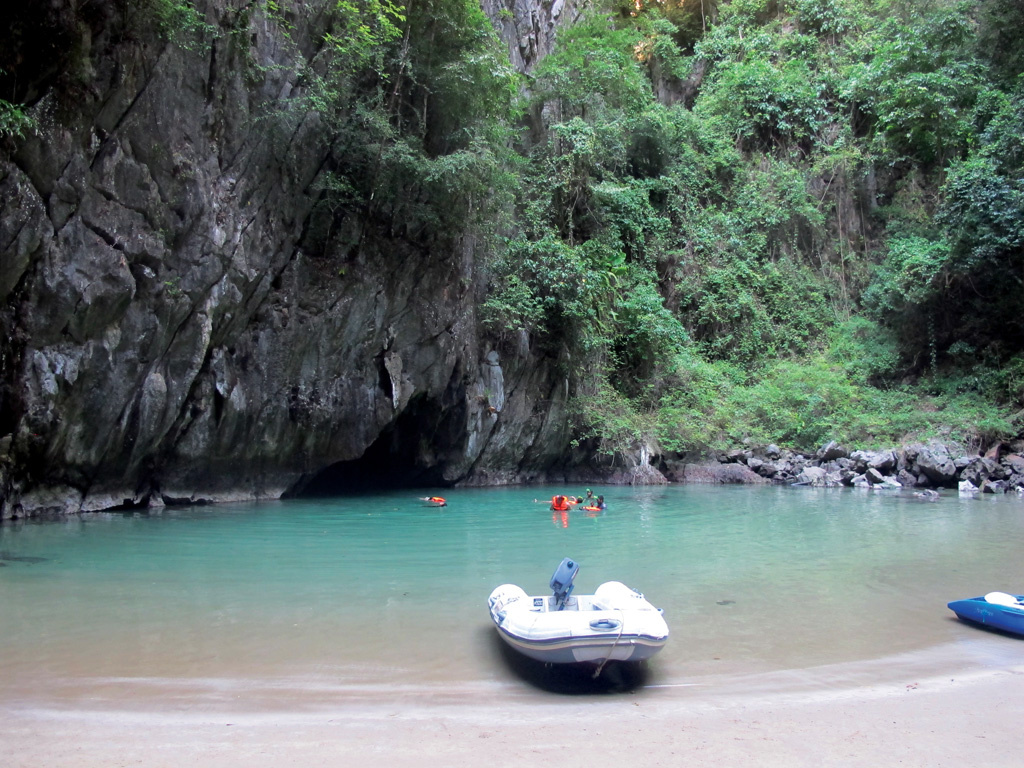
949, 616, 1024, 641
488, 630, 651, 695
0, 551, 49, 564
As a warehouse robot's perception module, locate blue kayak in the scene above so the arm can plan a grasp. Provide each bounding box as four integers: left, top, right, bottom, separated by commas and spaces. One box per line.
947, 592, 1024, 637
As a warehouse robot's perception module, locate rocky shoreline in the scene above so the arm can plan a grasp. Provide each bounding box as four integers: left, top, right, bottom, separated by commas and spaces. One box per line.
662, 439, 1024, 495
5, 438, 1024, 521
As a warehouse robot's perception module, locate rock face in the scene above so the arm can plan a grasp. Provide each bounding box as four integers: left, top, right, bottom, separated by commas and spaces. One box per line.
0, 0, 585, 518
481, 0, 580, 74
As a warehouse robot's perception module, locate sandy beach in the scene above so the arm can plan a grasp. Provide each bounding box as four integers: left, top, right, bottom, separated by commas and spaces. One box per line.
3, 637, 1021, 768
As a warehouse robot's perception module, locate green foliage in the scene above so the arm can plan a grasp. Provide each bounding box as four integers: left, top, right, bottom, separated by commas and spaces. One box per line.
939, 154, 1024, 266
683, 256, 832, 364
324, 0, 405, 76
288, 0, 522, 246
974, 0, 1024, 88
0, 98, 34, 138
610, 266, 690, 385
151, 0, 218, 52
480, 232, 626, 350
733, 357, 862, 450
654, 351, 745, 451
790, 0, 857, 38
697, 55, 830, 151
862, 234, 952, 313
626, 1, 722, 55
550, 0, 1021, 456
533, 13, 654, 120
826, 317, 902, 385
939, 86, 1024, 267
569, 379, 660, 459
671, 160, 833, 366
694, 4, 838, 153
844, 2, 984, 166
652, 351, 1019, 454
855, 81, 1024, 373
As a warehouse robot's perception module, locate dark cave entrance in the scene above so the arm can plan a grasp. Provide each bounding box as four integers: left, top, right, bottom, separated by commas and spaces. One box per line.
296, 396, 460, 496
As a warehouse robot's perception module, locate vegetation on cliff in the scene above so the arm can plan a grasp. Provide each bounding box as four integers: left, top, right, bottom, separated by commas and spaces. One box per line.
484, 0, 1024, 459
166, 0, 1024, 457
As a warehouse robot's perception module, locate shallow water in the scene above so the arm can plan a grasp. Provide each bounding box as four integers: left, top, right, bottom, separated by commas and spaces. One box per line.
1, 484, 1022, 703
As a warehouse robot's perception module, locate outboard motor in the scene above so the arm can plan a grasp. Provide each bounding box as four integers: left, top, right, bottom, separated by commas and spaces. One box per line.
550, 557, 580, 611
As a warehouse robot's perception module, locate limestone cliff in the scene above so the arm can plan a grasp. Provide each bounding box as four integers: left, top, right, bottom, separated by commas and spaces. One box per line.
0, 0, 584, 518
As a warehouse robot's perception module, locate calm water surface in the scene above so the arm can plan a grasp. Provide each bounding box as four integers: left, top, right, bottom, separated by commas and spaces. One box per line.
2, 484, 1022, 702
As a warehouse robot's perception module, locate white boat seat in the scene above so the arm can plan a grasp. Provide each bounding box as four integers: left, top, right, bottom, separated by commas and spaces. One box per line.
984, 591, 1023, 607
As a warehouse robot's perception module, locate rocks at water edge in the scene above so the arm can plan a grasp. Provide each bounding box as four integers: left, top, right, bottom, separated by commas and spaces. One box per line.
703, 439, 1024, 493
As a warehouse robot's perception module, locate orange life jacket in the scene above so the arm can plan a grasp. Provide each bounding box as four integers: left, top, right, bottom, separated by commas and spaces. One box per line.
551, 495, 570, 511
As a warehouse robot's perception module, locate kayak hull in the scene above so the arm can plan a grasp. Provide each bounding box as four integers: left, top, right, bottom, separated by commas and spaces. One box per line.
947, 593, 1024, 637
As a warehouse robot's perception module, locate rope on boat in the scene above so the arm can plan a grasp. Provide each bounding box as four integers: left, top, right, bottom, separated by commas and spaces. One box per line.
592, 610, 626, 679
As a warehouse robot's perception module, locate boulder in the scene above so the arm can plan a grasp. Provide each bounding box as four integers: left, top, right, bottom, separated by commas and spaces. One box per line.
679, 462, 768, 484
982, 479, 1008, 494
1003, 453, 1024, 475
793, 466, 842, 487
816, 440, 848, 462
865, 467, 886, 485
914, 445, 958, 487
867, 450, 898, 472
850, 448, 897, 473
958, 479, 980, 493
960, 457, 999, 487
893, 469, 916, 487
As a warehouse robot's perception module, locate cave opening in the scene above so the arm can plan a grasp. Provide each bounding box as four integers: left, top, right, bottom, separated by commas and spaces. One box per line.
296, 399, 454, 496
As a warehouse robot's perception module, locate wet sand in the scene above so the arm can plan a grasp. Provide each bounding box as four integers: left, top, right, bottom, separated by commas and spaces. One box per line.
3, 638, 1022, 768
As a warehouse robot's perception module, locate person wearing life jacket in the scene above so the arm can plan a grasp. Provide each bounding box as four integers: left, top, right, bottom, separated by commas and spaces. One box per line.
550, 495, 571, 511
422, 496, 447, 507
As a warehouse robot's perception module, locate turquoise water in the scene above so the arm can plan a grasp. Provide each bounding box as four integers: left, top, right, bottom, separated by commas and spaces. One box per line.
2, 484, 1023, 701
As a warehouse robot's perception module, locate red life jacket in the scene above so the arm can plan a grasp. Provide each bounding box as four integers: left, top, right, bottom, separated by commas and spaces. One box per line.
551, 495, 570, 511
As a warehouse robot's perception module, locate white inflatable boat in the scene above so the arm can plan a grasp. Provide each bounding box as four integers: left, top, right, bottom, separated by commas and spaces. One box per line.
488, 558, 669, 666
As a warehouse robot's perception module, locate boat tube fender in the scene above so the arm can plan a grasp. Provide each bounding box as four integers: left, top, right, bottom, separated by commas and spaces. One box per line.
488, 584, 528, 624
550, 557, 580, 611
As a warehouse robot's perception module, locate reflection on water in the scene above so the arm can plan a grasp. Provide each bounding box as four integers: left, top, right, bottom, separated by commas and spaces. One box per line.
1, 484, 1023, 700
